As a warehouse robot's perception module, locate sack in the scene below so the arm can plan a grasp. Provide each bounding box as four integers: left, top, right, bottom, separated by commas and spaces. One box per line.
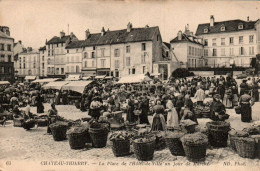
235, 106, 241, 114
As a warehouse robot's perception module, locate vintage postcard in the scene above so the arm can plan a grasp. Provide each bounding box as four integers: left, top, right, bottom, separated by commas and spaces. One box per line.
0, 0, 260, 170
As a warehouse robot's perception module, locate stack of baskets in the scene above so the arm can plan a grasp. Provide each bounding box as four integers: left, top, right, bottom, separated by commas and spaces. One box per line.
49, 122, 68, 141
181, 132, 208, 161
165, 132, 185, 156
206, 121, 230, 147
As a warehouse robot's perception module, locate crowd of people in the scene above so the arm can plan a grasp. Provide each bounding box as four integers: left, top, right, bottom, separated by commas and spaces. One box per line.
0, 74, 259, 131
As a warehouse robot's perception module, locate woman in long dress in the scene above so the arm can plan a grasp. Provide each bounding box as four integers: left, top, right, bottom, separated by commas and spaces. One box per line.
223, 87, 233, 108
239, 90, 254, 122
166, 99, 179, 129
151, 101, 166, 131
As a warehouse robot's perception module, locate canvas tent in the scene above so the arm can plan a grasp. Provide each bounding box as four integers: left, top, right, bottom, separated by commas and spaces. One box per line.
65, 75, 81, 81
42, 81, 69, 90
0, 81, 10, 85
25, 76, 36, 80
117, 74, 152, 84
95, 75, 106, 79
61, 81, 93, 94
32, 78, 60, 84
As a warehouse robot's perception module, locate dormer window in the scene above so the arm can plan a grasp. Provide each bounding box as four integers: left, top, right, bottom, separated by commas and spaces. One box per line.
238, 24, 243, 30
204, 28, 208, 33
220, 25, 225, 31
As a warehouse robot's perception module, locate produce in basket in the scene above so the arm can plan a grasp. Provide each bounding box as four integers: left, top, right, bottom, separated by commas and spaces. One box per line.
180, 119, 197, 127
109, 131, 135, 141
132, 134, 156, 143
243, 126, 260, 135
181, 132, 208, 146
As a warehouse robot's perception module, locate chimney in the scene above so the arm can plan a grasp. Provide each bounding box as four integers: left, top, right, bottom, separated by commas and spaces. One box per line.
127, 22, 132, 32
177, 31, 182, 41
85, 29, 90, 40
107, 28, 110, 32
247, 16, 250, 22
27, 47, 32, 52
70, 32, 74, 38
101, 27, 105, 36
145, 25, 149, 28
18, 40, 22, 44
60, 31, 65, 38
210, 15, 215, 27
185, 24, 189, 34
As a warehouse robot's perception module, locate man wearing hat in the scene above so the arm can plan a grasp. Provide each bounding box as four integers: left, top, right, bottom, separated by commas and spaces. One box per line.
240, 79, 249, 96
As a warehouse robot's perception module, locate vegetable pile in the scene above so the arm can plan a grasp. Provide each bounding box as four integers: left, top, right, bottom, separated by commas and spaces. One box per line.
181, 132, 208, 145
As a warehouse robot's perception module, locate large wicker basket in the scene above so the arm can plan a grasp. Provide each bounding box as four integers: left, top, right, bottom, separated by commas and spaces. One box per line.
112, 139, 131, 157
23, 120, 36, 130
49, 123, 68, 141
88, 127, 109, 148
181, 124, 196, 134
133, 138, 156, 161
251, 135, 260, 159
235, 137, 256, 159
228, 130, 248, 151
208, 128, 229, 147
182, 143, 207, 161
67, 127, 89, 149
206, 121, 230, 131
165, 135, 185, 156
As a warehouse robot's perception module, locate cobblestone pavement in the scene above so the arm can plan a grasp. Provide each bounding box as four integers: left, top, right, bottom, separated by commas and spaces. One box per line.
0, 102, 260, 167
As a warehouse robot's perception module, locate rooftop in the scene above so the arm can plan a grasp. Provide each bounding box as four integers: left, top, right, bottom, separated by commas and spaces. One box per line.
196, 19, 258, 35
66, 26, 159, 49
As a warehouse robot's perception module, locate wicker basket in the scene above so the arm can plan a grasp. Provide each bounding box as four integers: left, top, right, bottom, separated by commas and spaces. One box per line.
67, 130, 88, 149
36, 118, 48, 127
13, 118, 24, 127
88, 127, 109, 148
235, 137, 256, 159
182, 143, 207, 161
112, 139, 131, 157
235, 106, 241, 114
206, 121, 230, 131
251, 135, 260, 159
181, 124, 196, 134
50, 123, 68, 141
208, 128, 229, 147
228, 130, 248, 151
133, 139, 156, 161
23, 120, 36, 130
218, 114, 230, 121
165, 136, 185, 156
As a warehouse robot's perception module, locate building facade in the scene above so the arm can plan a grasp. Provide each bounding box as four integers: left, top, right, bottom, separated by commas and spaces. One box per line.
17, 49, 40, 77
65, 23, 163, 78
45, 31, 77, 77
0, 26, 14, 82
39, 46, 47, 77
196, 16, 260, 68
170, 25, 204, 68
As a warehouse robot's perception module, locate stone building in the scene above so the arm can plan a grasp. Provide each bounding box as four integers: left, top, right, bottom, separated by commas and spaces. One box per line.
196, 15, 260, 68
0, 26, 14, 82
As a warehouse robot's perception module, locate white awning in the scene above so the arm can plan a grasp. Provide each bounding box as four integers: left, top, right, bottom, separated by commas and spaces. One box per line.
82, 76, 91, 80
117, 74, 152, 84
95, 75, 106, 79
32, 78, 60, 83
25, 76, 36, 80
61, 81, 93, 94
151, 73, 161, 76
42, 81, 69, 90
65, 74, 81, 81
0, 81, 10, 85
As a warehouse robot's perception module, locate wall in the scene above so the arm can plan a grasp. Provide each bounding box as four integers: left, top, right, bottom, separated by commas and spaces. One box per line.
17, 52, 40, 76
171, 42, 188, 63
200, 29, 257, 67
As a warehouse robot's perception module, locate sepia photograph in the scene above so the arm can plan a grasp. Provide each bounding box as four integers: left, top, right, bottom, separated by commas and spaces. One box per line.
0, 0, 260, 170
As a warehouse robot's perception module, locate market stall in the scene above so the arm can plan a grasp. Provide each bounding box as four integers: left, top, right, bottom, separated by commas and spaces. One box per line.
32, 78, 60, 84
25, 76, 37, 81
61, 81, 93, 94
117, 74, 152, 84
65, 75, 81, 81
42, 81, 69, 90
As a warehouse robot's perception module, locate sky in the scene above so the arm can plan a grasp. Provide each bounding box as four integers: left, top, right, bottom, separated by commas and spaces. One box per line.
0, 0, 259, 49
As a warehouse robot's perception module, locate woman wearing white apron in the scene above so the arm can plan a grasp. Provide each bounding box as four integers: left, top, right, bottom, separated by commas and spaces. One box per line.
166, 99, 179, 129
